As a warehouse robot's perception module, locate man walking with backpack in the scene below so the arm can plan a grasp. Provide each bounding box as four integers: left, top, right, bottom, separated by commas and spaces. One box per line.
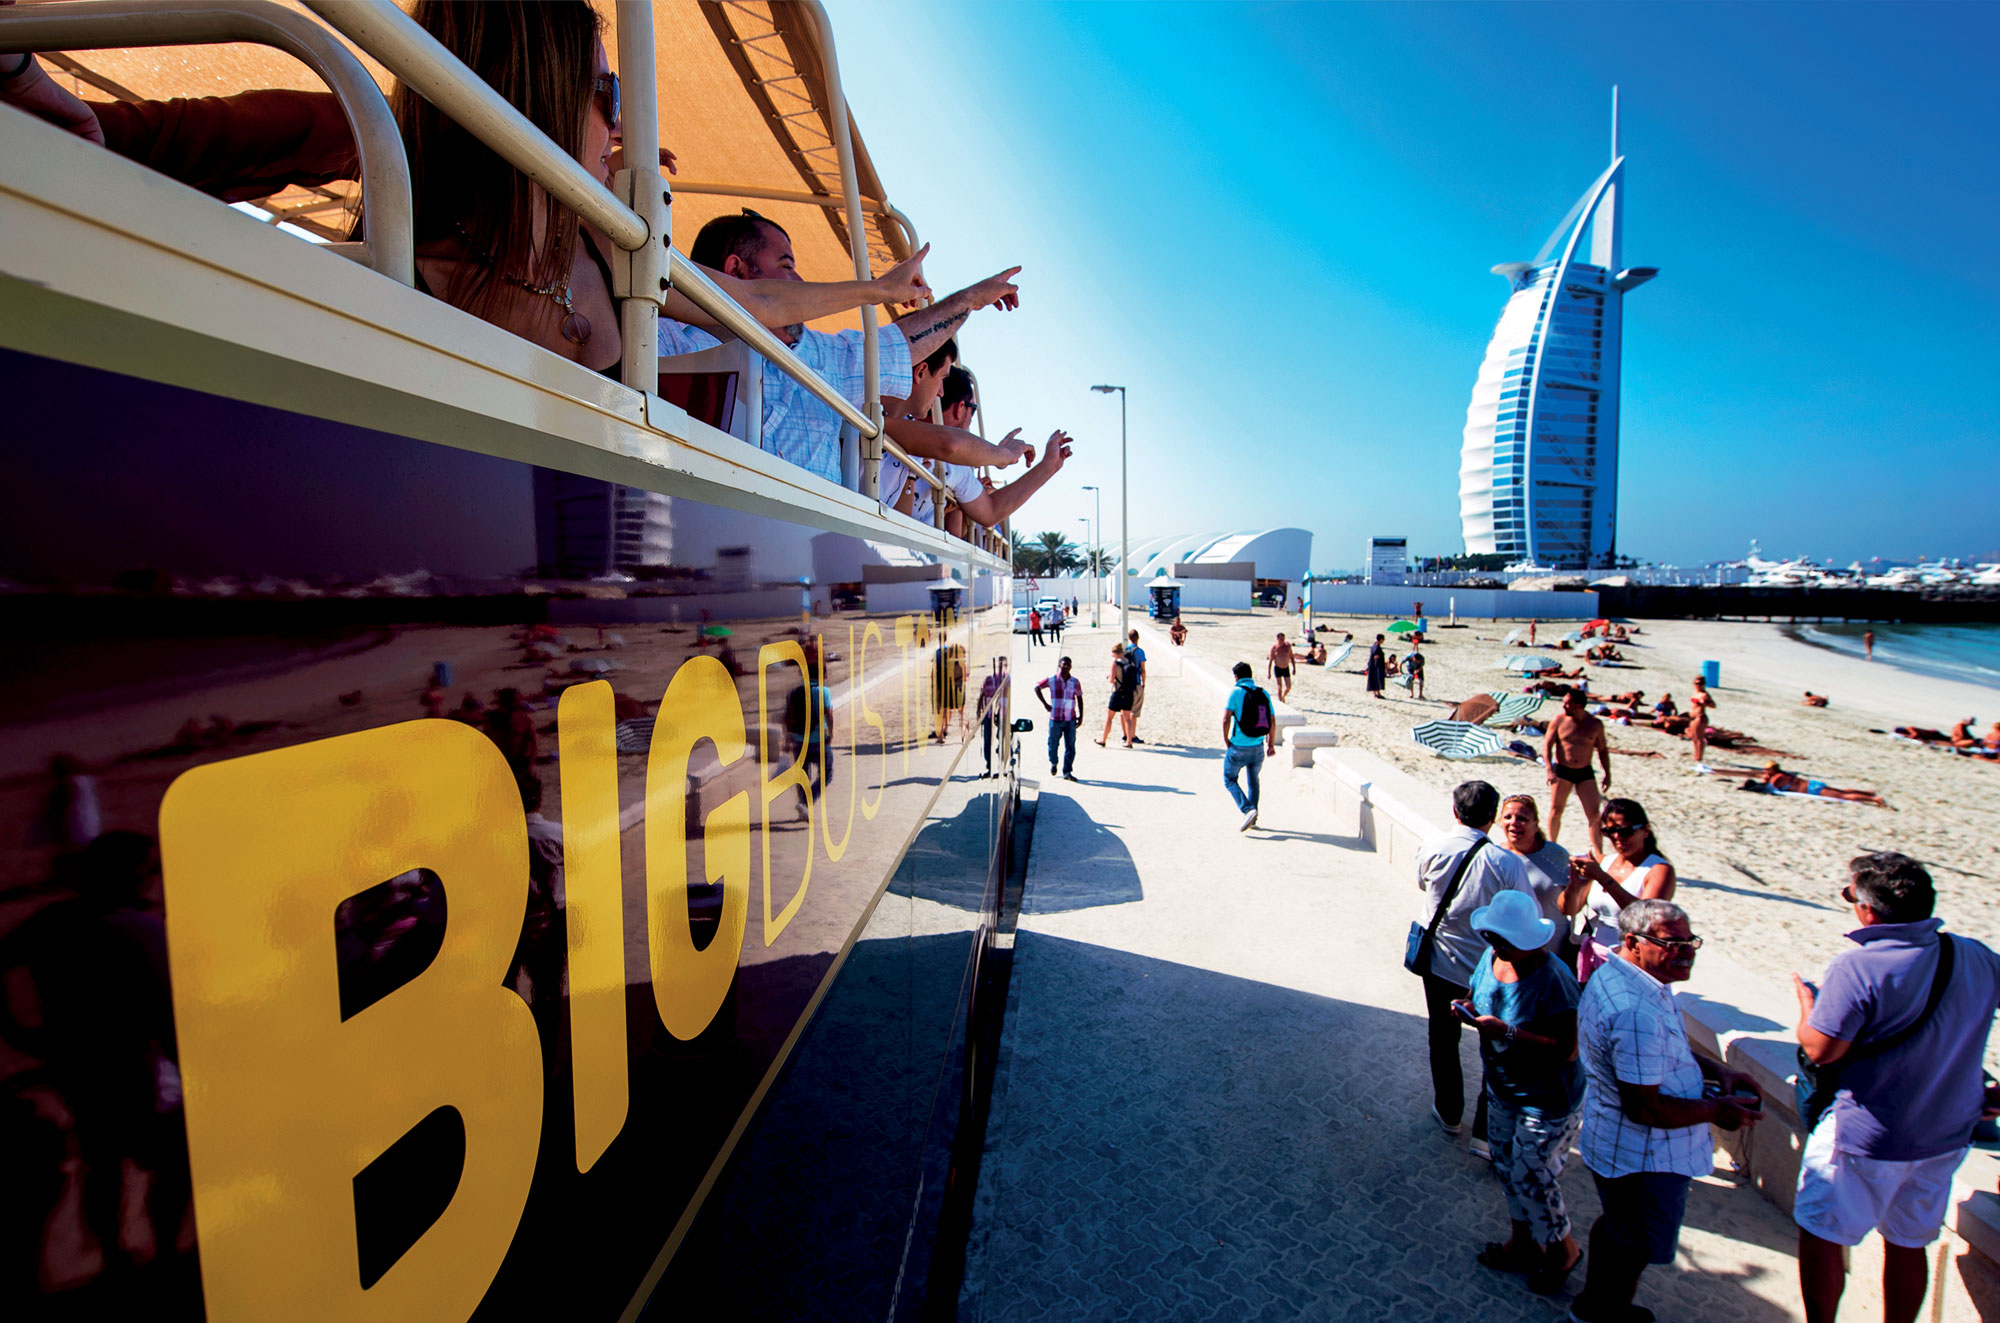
1222, 661, 1278, 830
1791, 852, 2000, 1323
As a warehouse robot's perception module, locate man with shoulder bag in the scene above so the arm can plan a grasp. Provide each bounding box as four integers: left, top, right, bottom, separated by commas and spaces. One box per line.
1410, 780, 1532, 1153
1792, 852, 2000, 1323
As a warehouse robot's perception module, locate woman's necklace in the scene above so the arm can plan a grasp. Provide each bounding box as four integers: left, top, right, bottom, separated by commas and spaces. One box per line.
502, 272, 592, 346
454, 225, 591, 345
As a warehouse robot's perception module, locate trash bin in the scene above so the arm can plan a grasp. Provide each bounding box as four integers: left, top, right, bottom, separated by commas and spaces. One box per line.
1701, 660, 1720, 688
433, 660, 453, 687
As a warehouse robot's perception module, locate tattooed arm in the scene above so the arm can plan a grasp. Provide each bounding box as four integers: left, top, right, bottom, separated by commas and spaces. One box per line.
892, 266, 1022, 361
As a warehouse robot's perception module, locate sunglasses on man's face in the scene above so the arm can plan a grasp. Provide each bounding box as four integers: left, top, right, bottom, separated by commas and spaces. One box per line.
1635, 931, 1702, 953
592, 73, 620, 127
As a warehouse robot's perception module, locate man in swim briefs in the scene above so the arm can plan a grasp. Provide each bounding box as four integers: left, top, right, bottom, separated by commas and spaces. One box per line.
1543, 687, 1610, 854
1268, 632, 1296, 703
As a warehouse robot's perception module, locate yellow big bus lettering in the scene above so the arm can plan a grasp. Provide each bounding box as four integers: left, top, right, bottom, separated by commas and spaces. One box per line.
558, 681, 628, 1171
858, 620, 888, 820
818, 629, 858, 862
757, 640, 814, 944
648, 654, 752, 1040
158, 721, 542, 1322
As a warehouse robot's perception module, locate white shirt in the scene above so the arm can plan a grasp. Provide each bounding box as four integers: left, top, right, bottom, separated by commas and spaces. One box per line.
1413, 824, 1532, 985
658, 320, 914, 485
1577, 953, 1711, 1178
893, 458, 982, 521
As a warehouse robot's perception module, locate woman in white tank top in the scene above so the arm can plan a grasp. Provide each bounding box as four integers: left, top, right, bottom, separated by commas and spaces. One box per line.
1563, 797, 1675, 982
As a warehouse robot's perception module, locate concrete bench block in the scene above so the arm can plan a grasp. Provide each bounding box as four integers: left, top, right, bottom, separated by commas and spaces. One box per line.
1290, 728, 1338, 768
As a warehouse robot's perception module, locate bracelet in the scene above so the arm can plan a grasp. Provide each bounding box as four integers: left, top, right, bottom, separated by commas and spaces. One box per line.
0, 53, 36, 84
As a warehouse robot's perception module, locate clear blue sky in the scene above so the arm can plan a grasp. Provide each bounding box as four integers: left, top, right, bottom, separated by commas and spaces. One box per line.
834, 0, 1999, 572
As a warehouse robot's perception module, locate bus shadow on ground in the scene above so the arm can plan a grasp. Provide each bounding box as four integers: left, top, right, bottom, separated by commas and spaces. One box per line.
1017, 796, 1142, 915
963, 933, 1801, 1323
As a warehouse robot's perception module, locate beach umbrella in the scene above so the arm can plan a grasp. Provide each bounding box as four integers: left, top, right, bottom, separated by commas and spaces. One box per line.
1387, 619, 1419, 634
570, 657, 621, 675
1503, 627, 1526, 645
1448, 694, 1500, 724
1326, 641, 1355, 668
1485, 693, 1548, 726
1562, 630, 1585, 644
701, 625, 734, 639
1496, 654, 1559, 673
615, 717, 654, 754
1411, 719, 1509, 760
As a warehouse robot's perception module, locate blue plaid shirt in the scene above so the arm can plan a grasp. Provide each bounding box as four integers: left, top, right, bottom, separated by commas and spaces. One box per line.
1577, 953, 1712, 1178
658, 320, 914, 484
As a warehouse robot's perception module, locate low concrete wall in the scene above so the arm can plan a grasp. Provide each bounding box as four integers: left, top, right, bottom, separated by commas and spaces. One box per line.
1301, 745, 2000, 1316
1308, 584, 1598, 620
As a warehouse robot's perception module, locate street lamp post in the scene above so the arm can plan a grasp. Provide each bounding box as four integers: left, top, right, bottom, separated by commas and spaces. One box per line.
1090, 384, 1128, 636
1079, 485, 1102, 628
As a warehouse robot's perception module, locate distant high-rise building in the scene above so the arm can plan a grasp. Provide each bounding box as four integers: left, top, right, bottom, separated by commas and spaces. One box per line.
535, 472, 673, 578
1459, 91, 1657, 570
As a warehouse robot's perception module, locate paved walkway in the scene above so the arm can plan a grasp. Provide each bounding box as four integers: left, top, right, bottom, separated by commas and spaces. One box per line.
960, 624, 1816, 1322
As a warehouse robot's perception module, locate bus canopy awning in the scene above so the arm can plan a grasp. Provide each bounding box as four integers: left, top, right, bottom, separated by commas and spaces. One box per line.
31, 0, 907, 328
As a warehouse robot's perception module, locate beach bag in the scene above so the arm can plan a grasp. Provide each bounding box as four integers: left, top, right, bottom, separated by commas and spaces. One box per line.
1795, 935, 1953, 1133
1238, 686, 1274, 738
1404, 839, 1487, 977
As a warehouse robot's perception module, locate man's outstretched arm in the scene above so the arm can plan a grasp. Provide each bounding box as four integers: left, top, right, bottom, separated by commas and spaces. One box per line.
882, 413, 1031, 469
959, 432, 1071, 530
668, 245, 932, 332
892, 267, 1022, 362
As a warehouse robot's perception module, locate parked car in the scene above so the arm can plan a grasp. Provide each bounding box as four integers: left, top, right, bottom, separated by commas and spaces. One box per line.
1012, 607, 1032, 634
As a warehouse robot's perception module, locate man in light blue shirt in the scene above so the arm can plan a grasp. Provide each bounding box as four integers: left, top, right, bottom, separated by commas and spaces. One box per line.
1221, 662, 1277, 831
661, 211, 1022, 485
1124, 629, 1149, 743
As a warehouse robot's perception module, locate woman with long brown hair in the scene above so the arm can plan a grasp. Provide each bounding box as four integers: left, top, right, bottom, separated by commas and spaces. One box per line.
393, 0, 929, 380
1564, 797, 1676, 982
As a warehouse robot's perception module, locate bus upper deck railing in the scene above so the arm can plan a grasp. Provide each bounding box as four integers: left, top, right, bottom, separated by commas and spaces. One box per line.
0, 0, 959, 525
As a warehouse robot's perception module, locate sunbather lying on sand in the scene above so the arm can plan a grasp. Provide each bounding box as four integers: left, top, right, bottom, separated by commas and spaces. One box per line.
1895, 725, 1950, 743
1802, 691, 1829, 707
1758, 761, 1890, 808
1951, 717, 1980, 749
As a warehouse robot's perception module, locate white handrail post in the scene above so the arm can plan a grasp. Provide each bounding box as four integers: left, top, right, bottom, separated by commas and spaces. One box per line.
803, 0, 880, 499
613, 0, 664, 396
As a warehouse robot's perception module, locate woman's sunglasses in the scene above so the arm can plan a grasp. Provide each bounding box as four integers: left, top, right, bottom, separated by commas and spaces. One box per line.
592, 73, 620, 127
1604, 823, 1646, 837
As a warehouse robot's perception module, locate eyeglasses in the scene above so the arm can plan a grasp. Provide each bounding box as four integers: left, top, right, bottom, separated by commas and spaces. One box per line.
1604, 823, 1645, 837
1635, 931, 1703, 953
592, 73, 620, 127
1840, 885, 1857, 904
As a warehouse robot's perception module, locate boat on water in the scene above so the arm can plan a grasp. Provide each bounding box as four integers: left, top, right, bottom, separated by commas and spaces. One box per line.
0, 3, 1016, 1317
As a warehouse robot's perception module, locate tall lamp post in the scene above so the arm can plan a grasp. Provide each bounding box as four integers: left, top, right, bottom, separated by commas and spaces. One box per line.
1079, 485, 1102, 628
1090, 384, 1128, 636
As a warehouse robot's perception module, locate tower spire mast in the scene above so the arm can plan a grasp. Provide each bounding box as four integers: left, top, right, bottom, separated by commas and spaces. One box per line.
1612, 84, 1619, 161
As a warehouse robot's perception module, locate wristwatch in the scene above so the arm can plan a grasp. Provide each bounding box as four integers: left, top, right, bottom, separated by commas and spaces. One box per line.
1502, 1022, 1517, 1043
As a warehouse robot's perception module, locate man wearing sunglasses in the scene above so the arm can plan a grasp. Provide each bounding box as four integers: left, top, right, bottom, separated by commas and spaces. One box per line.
1792, 852, 2000, 1323
1569, 899, 1764, 1323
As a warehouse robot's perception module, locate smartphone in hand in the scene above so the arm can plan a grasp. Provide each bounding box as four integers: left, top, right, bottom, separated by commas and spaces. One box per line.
1450, 1000, 1479, 1026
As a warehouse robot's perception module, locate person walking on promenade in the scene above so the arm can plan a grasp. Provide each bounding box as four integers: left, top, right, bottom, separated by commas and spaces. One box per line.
1034, 656, 1081, 782
1096, 643, 1138, 749
1125, 629, 1149, 743
1268, 632, 1297, 703
1792, 852, 2000, 1323
1221, 661, 1277, 830
1456, 890, 1588, 1296
1688, 673, 1718, 763
1411, 781, 1532, 1152
1569, 899, 1764, 1323
1566, 799, 1676, 984
977, 659, 1010, 778
1544, 688, 1610, 855
1497, 795, 1572, 950
1028, 607, 1043, 646
1366, 634, 1388, 699
1048, 603, 1064, 645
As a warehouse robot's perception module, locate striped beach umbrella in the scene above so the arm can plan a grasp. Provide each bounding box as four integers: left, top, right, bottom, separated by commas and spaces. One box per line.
1502, 626, 1527, 645
1484, 693, 1549, 725
1326, 641, 1355, 668
1496, 654, 1560, 673
1411, 720, 1509, 760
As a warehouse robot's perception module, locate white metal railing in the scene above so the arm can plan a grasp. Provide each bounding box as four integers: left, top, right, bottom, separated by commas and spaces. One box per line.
0, 0, 414, 284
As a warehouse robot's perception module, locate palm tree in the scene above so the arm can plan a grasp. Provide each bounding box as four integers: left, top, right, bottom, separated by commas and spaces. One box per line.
1032, 530, 1080, 575
1079, 545, 1114, 576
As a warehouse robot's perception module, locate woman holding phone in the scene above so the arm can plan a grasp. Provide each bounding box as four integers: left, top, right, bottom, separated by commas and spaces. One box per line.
1455, 890, 1587, 1296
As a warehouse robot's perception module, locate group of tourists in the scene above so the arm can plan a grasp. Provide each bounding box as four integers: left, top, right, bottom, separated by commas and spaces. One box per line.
1411, 779, 2000, 1323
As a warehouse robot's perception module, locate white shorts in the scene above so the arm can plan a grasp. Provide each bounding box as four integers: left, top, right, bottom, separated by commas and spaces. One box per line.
1793, 1118, 1967, 1248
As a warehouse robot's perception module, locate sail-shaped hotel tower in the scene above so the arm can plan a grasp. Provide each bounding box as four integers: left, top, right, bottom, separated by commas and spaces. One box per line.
1458, 93, 1657, 569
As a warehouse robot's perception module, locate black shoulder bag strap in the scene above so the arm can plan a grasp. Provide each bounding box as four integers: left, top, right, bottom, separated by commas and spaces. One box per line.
1414, 838, 1487, 975
1798, 934, 1954, 1130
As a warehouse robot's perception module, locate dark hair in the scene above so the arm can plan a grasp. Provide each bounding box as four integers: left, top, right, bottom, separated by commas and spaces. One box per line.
941, 364, 976, 412
920, 336, 959, 377
691, 209, 790, 271
1848, 851, 1935, 922
1058, 655, 1072, 667
1601, 796, 1666, 861
393, 0, 603, 323
1452, 780, 1499, 828
1232, 661, 1254, 680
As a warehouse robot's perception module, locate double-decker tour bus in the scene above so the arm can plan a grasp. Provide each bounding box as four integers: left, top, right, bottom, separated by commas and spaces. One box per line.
0, 1, 1018, 1317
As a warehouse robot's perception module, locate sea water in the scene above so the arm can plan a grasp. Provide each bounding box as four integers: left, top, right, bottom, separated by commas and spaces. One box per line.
1797, 622, 2000, 691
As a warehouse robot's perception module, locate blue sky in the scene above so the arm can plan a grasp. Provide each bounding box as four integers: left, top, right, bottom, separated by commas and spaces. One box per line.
834, 1, 1999, 572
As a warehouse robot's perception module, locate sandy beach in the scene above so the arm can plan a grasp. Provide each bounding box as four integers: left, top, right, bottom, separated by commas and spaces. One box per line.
1043, 609, 1999, 996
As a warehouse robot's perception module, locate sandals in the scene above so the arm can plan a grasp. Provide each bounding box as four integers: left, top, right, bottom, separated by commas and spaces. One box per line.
1529, 1245, 1583, 1296
1476, 1242, 1539, 1275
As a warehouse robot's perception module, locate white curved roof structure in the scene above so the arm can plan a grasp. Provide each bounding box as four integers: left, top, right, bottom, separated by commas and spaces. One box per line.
1459, 93, 1657, 570
1110, 528, 1312, 584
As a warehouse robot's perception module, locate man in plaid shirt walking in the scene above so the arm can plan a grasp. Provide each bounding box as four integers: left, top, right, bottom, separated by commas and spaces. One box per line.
1034, 656, 1083, 782
1570, 899, 1764, 1322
